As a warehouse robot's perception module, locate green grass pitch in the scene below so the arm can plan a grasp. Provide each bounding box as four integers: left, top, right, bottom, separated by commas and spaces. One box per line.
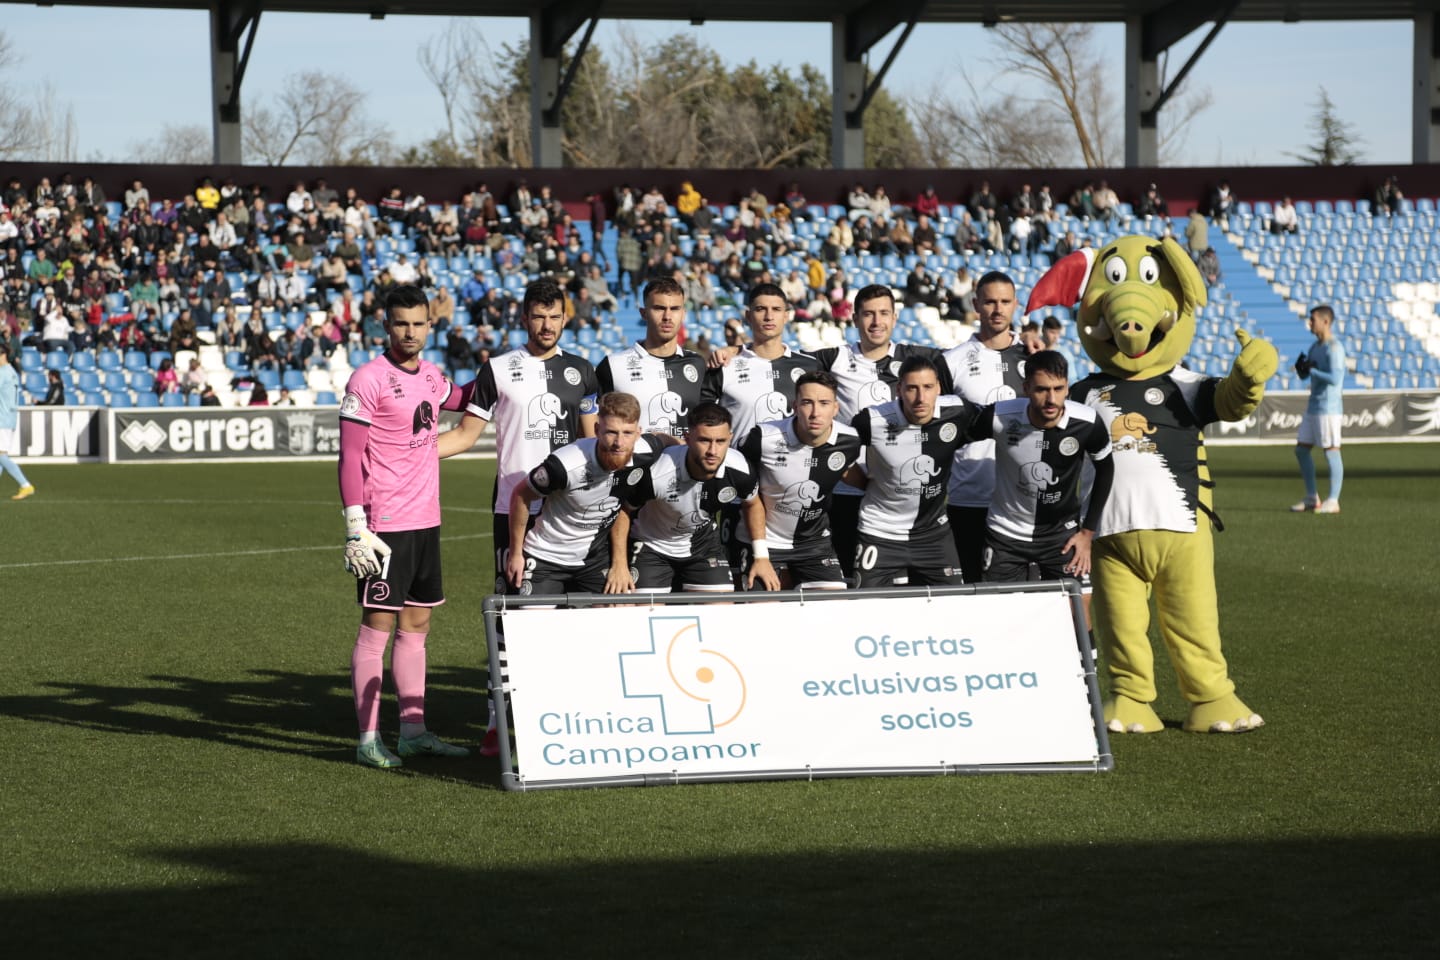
2, 445, 1437, 957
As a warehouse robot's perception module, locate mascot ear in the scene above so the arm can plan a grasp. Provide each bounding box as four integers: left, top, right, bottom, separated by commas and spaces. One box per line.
1154, 236, 1207, 311
1026, 249, 1096, 313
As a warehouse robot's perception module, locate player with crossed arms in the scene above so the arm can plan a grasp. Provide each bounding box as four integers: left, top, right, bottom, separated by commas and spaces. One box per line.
736, 370, 863, 591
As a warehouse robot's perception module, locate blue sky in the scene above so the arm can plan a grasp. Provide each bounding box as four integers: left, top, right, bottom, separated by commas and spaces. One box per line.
0, 7, 1412, 166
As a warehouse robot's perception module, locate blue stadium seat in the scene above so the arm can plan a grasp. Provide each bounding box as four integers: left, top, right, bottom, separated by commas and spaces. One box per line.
19, 348, 43, 373
451, 368, 477, 387
188, 392, 202, 406
129, 371, 155, 392
124, 351, 149, 372
149, 351, 173, 370
256, 368, 281, 390
106, 391, 132, 408
281, 370, 307, 390
134, 392, 159, 407
161, 392, 186, 407
71, 351, 96, 372
77, 371, 101, 392
225, 350, 248, 372
102, 371, 128, 392
23, 372, 47, 395
44, 351, 69, 371
315, 390, 338, 405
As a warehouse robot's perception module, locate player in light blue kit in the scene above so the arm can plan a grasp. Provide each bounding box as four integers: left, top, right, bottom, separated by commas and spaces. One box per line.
1292, 305, 1345, 515
0, 344, 36, 500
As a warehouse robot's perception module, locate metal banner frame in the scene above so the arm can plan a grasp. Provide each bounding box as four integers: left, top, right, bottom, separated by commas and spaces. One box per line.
482, 582, 1113, 792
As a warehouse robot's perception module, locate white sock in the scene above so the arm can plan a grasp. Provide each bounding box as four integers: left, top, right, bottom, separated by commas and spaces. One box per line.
359, 730, 380, 746
400, 722, 427, 740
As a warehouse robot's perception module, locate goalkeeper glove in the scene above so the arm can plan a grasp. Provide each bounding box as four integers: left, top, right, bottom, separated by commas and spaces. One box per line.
343, 505, 391, 578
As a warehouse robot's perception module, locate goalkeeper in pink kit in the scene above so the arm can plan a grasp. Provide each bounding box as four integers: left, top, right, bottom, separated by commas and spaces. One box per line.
338, 284, 474, 769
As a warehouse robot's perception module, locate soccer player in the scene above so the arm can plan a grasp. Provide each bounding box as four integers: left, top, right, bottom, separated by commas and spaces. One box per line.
0, 343, 36, 500
439, 277, 599, 588
845, 355, 975, 588
806, 284, 951, 577
737, 371, 863, 591
943, 270, 1037, 582
596, 276, 706, 437
338, 284, 473, 769
617, 402, 756, 593
1292, 304, 1346, 514
702, 283, 819, 441
506, 392, 670, 595
962, 350, 1114, 582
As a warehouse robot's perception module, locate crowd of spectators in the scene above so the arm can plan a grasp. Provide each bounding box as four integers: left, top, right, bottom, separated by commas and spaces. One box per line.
2, 168, 1399, 405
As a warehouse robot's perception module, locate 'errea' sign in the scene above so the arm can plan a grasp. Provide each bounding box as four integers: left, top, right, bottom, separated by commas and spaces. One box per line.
109, 408, 340, 462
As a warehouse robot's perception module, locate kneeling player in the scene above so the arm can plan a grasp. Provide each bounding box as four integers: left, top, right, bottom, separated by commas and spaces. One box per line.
966, 350, 1114, 583
737, 371, 862, 590
846, 356, 977, 588
617, 402, 757, 593
506, 392, 669, 595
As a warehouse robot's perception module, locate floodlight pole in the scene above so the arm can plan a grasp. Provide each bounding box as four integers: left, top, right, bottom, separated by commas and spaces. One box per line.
1125, 0, 1235, 168
1415, 11, 1440, 163
531, 0, 603, 169
831, 0, 927, 170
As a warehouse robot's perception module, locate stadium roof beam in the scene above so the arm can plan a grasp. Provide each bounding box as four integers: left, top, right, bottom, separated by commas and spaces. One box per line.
210, 0, 262, 164
833, 0, 929, 169
1125, 0, 1237, 167
531, 0, 604, 168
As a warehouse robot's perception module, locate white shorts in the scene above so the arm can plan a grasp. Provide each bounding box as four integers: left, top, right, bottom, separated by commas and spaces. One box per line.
0, 427, 16, 456
1297, 413, 1342, 448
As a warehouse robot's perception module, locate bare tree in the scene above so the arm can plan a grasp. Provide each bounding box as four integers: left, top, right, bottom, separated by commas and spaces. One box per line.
128, 124, 211, 165
244, 71, 391, 166
0, 33, 45, 161
991, 22, 1114, 168
909, 69, 1072, 168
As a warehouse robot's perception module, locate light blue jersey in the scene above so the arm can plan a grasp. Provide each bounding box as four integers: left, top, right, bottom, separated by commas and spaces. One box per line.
0, 362, 20, 430
1301, 337, 1345, 415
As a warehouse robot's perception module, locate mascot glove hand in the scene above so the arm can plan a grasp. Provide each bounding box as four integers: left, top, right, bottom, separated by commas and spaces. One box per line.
1231, 329, 1279, 386
343, 505, 391, 578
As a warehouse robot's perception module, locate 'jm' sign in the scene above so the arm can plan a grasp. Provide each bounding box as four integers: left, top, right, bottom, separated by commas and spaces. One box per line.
21, 409, 101, 459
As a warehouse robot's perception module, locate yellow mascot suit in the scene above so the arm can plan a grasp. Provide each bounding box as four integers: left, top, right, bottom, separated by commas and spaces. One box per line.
1027, 236, 1278, 733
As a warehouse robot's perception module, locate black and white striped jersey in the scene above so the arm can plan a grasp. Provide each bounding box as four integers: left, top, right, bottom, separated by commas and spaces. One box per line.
811, 341, 952, 497
701, 344, 820, 441
618, 446, 757, 559
943, 335, 1029, 507
738, 418, 864, 552
521, 434, 668, 566
853, 396, 976, 541
468, 347, 599, 514
596, 341, 707, 437
964, 398, 1114, 544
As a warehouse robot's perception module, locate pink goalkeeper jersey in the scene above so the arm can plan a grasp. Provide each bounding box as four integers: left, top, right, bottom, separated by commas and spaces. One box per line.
340, 354, 453, 532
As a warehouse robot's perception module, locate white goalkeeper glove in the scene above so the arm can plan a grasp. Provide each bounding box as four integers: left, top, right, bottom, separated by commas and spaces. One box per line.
343, 506, 391, 578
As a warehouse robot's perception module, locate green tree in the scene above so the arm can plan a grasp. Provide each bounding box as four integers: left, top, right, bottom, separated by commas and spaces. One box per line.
1287, 87, 1364, 166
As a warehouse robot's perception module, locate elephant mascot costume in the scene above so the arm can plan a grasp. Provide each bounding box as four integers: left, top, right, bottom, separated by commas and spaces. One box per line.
1027, 235, 1278, 734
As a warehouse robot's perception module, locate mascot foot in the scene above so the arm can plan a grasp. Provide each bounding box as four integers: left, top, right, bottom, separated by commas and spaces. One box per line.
1104, 696, 1164, 734
1184, 694, 1265, 734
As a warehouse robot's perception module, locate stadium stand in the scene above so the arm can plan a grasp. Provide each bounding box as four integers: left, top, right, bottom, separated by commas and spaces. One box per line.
2, 175, 1437, 407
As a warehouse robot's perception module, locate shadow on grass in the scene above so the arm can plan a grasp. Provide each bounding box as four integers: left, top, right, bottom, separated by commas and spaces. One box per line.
2, 836, 1434, 958
0, 666, 503, 787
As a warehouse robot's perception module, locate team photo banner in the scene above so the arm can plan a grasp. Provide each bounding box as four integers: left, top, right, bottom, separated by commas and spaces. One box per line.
494, 588, 1107, 790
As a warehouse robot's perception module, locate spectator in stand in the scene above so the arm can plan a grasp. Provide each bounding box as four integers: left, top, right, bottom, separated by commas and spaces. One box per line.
38, 288, 69, 353
1136, 183, 1168, 219
847, 183, 873, 221
1208, 180, 1237, 230
616, 227, 643, 295
1271, 196, 1299, 235
1197, 247, 1222, 287
587, 192, 608, 257
388, 253, 418, 286
1185, 208, 1209, 257
196, 178, 221, 218
445, 325, 476, 371
38, 368, 65, 405
904, 263, 942, 309
913, 214, 938, 256
1052, 229, 1078, 263
871, 186, 894, 222
1374, 175, 1403, 216
583, 264, 617, 313
1035, 183, 1057, 221
179, 357, 207, 396
784, 182, 808, 219
888, 216, 914, 257
429, 285, 455, 332
676, 181, 702, 229
154, 357, 181, 394
300, 324, 334, 371
1010, 184, 1036, 218
1069, 181, 1096, 219
199, 384, 222, 406
124, 179, 150, 216
286, 181, 313, 216
248, 382, 270, 406
1092, 180, 1119, 222
969, 181, 998, 225
945, 266, 976, 323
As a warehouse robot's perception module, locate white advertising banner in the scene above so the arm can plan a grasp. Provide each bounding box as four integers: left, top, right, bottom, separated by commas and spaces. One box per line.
498, 590, 1104, 789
